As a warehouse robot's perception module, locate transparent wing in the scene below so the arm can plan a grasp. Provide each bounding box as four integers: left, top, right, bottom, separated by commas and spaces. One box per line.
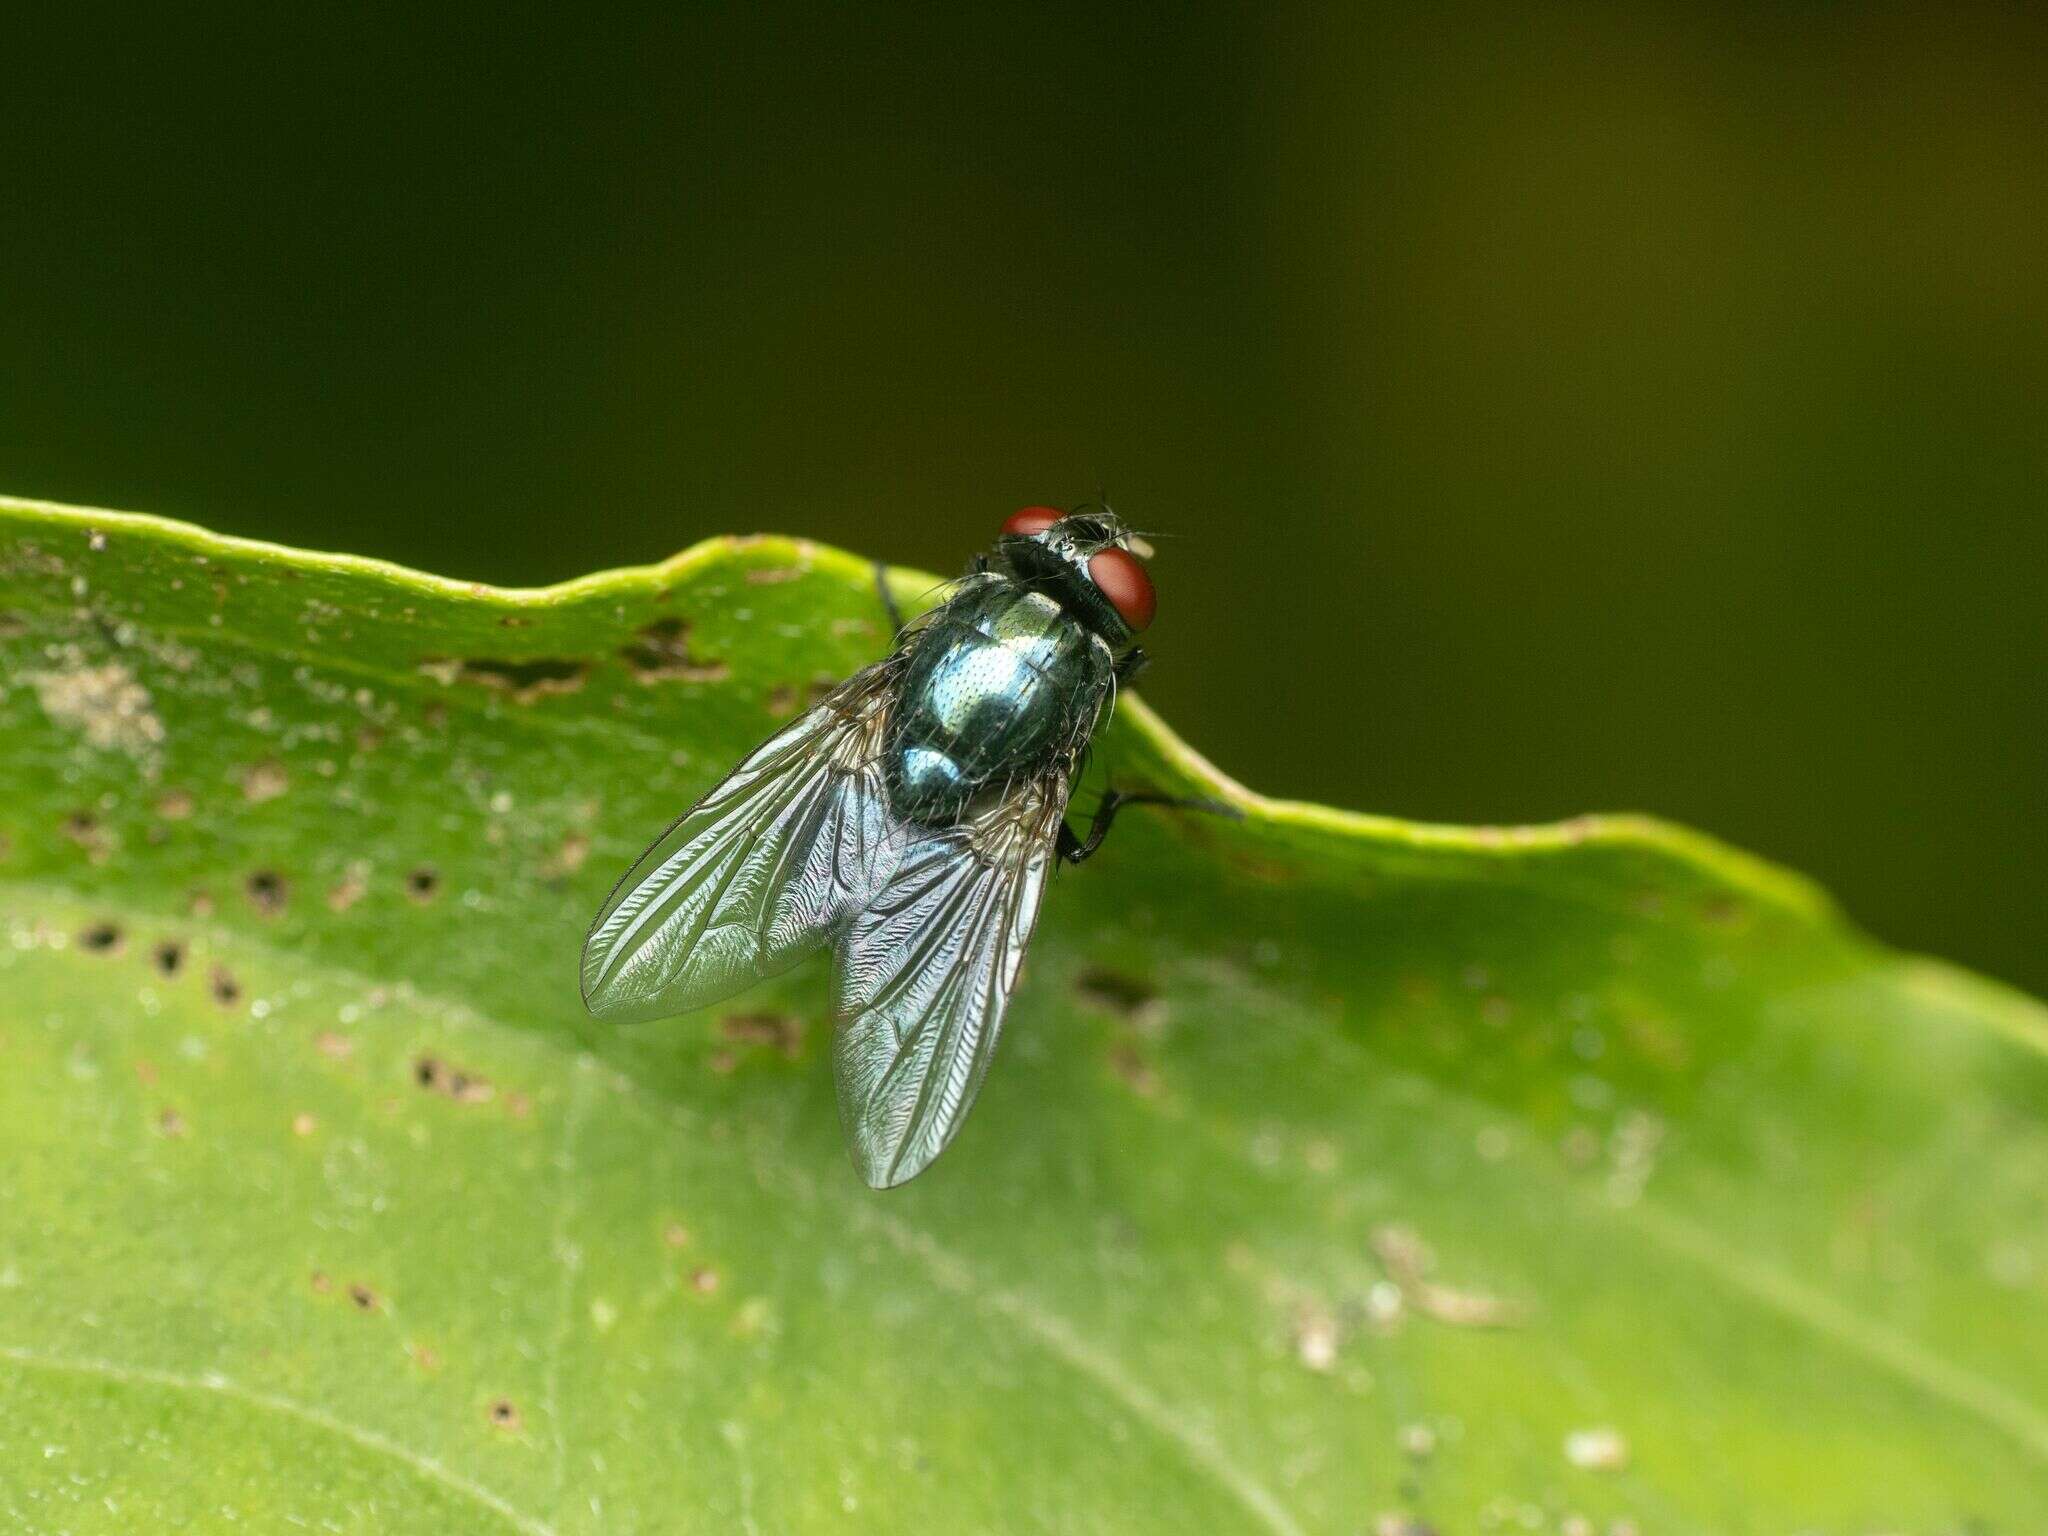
581, 663, 905, 1024
831, 774, 1063, 1188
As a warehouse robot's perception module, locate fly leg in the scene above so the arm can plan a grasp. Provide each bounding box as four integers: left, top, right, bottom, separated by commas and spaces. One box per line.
1113, 646, 1150, 687
872, 561, 907, 639
1058, 788, 1244, 866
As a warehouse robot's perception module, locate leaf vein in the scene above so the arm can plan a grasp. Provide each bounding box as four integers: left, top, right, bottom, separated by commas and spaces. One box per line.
0, 1345, 560, 1536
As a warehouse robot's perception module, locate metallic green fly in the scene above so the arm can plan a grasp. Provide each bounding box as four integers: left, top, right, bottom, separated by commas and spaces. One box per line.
581, 509, 1228, 1187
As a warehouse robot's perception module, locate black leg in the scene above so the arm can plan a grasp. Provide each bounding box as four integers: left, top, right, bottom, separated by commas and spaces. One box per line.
1113, 646, 1151, 686
1059, 788, 1244, 865
872, 560, 906, 638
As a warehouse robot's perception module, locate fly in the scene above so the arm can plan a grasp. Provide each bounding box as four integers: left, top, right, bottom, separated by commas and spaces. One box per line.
580, 507, 1232, 1187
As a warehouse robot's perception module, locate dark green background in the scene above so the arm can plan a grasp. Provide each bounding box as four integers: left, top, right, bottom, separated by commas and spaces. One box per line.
5, 5, 2042, 990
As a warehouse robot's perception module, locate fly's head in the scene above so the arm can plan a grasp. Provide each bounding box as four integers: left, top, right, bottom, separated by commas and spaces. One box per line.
995, 506, 1156, 644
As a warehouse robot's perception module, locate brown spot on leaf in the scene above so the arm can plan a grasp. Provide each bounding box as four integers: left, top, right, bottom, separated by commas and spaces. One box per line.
497, 614, 532, 628
488, 1398, 521, 1430
419, 655, 588, 703
134, 1059, 159, 1086
155, 789, 195, 820
1107, 1042, 1159, 1097
309, 1270, 333, 1294
620, 618, 728, 683
542, 831, 589, 882
348, 1282, 381, 1312
765, 677, 835, 717
245, 869, 288, 917
663, 1222, 690, 1248
1370, 1225, 1525, 1329
291, 1112, 318, 1137
404, 866, 441, 904
717, 1012, 805, 1059
690, 1267, 720, 1294
327, 864, 369, 912
209, 965, 243, 1008
744, 564, 806, 585
1699, 893, 1747, 928
241, 760, 289, 802
157, 1108, 187, 1138
414, 1055, 495, 1103
315, 1030, 354, 1060
410, 1342, 441, 1371
61, 811, 112, 863
1227, 850, 1297, 884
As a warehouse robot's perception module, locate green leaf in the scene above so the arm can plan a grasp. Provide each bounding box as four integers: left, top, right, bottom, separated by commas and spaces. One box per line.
1, 494, 2043, 1535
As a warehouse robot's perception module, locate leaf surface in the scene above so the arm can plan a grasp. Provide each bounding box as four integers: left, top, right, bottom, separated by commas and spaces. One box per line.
1, 496, 2043, 1533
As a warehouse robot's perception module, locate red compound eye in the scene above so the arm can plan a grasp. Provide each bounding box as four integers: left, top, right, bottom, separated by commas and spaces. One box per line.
1001, 506, 1062, 537
1087, 546, 1155, 632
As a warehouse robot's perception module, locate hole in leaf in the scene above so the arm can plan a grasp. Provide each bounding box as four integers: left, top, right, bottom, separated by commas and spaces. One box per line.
1073, 968, 1166, 1031
245, 869, 288, 916
619, 618, 728, 684
77, 921, 124, 955
404, 866, 440, 904
414, 1055, 494, 1103
418, 655, 588, 703
152, 940, 185, 976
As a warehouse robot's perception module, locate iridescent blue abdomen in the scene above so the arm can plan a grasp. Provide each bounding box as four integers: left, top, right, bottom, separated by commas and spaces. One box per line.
883, 581, 1111, 823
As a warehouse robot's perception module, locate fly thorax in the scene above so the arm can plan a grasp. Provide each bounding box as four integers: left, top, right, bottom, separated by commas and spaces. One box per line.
882, 582, 1108, 823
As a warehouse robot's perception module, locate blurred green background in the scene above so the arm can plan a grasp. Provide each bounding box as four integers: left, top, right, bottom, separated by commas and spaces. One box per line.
5, 4, 2042, 990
